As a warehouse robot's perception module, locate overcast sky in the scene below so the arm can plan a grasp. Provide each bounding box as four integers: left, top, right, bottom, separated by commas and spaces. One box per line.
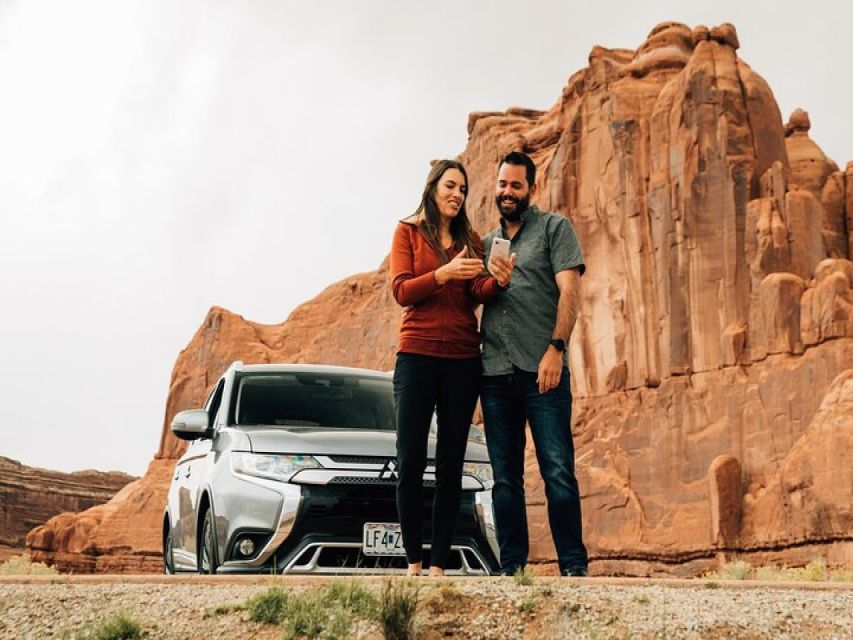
1, 0, 850, 476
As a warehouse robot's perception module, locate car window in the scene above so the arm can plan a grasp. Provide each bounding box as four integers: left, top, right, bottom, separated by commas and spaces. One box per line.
230, 373, 395, 430
205, 379, 225, 429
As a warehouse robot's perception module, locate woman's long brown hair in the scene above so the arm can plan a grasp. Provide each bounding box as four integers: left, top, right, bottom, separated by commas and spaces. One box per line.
407, 159, 477, 264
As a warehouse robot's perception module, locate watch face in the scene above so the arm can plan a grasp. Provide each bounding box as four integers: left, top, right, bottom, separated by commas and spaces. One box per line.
550, 339, 565, 352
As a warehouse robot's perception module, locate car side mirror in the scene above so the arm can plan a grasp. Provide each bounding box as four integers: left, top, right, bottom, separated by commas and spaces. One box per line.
171, 409, 211, 441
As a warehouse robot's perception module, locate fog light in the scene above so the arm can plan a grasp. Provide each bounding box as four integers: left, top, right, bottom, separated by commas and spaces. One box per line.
237, 538, 256, 557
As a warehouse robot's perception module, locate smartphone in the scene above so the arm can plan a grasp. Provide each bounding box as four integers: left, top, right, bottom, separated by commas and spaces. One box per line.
490, 237, 511, 260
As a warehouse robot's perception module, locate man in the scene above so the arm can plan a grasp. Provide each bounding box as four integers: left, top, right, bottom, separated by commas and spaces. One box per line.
481, 151, 588, 577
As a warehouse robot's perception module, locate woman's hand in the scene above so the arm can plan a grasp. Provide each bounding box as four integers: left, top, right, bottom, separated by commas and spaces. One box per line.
488, 253, 516, 288
435, 247, 484, 284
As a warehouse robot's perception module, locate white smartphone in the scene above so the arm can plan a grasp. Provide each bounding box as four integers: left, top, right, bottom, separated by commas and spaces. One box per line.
490, 237, 511, 260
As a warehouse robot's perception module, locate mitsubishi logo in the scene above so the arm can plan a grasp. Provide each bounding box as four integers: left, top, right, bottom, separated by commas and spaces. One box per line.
380, 459, 398, 481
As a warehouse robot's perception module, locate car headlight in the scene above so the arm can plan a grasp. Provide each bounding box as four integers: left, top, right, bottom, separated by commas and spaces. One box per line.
463, 461, 494, 490
231, 452, 320, 482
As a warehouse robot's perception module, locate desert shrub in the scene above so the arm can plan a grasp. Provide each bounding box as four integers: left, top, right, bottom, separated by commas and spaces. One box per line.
243, 582, 380, 639
379, 579, 420, 640
797, 556, 828, 582
204, 602, 245, 618
323, 580, 379, 619
768, 556, 852, 582
518, 593, 541, 614
513, 566, 535, 587
66, 611, 142, 640
280, 582, 381, 640
0, 554, 57, 576
754, 566, 780, 581
280, 595, 330, 640
704, 559, 752, 580
829, 567, 853, 582
246, 587, 290, 624
725, 560, 753, 580
708, 555, 853, 583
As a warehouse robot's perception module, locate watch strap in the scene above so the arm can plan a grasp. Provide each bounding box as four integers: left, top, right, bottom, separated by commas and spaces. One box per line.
549, 338, 566, 352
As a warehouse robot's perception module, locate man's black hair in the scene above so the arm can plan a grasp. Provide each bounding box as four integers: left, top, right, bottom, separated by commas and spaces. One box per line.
500, 151, 536, 186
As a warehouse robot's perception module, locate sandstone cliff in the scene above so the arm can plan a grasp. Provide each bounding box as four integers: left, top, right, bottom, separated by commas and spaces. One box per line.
0, 456, 133, 562
29, 22, 853, 575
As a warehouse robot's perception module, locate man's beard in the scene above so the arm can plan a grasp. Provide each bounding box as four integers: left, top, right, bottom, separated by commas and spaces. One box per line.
495, 193, 531, 222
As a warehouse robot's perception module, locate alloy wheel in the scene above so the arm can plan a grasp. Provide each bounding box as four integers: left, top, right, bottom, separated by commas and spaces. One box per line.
199, 509, 218, 574
163, 527, 175, 575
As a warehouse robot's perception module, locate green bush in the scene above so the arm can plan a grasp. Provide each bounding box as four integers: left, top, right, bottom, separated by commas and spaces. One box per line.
242, 582, 381, 639
323, 580, 379, 619
281, 596, 329, 640
246, 587, 289, 624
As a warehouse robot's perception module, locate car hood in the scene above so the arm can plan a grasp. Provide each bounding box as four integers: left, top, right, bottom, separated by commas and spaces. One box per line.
243, 426, 490, 463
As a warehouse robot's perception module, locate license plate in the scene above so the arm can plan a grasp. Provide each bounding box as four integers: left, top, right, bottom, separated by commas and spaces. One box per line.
362, 522, 405, 556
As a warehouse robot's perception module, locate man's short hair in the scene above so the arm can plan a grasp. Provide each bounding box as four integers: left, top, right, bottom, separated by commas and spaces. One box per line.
500, 151, 536, 186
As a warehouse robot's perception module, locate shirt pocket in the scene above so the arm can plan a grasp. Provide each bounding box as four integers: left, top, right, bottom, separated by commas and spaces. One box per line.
515, 234, 549, 272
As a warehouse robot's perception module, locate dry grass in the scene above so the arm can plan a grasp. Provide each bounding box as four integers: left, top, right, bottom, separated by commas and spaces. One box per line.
513, 565, 536, 586
705, 556, 853, 582
209, 580, 392, 639
0, 554, 58, 576
379, 578, 420, 640
62, 611, 143, 640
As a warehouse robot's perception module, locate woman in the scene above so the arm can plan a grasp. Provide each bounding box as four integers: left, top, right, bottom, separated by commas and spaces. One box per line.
390, 159, 512, 576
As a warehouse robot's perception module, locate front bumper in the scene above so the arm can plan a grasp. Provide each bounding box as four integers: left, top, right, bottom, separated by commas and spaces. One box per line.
216, 481, 499, 575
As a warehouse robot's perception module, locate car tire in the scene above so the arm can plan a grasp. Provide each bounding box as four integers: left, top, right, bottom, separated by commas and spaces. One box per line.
198, 508, 218, 574
163, 526, 175, 575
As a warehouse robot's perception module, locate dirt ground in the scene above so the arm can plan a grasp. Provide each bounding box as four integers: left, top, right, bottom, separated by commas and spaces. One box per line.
1, 575, 852, 639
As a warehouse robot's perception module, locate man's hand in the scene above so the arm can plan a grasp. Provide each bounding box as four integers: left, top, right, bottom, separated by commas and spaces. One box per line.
487, 253, 516, 287
536, 268, 580, 393
435, 247, 485, 284
537, 345, 563, 393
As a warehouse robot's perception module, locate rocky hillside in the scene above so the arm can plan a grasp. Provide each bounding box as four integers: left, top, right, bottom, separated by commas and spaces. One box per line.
28, 22, 853, 575
0, 456, 133, 562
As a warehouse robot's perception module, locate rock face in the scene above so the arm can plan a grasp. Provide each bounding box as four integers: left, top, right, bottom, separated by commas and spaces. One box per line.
0, 457, 133, 563
29, 22, 853, 575
26, 460, 169, 573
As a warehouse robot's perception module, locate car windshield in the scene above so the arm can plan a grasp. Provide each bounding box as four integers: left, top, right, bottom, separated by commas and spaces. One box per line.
231, 372, 395, 430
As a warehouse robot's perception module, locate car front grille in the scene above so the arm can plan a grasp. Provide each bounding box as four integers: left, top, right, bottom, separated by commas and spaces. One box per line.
326, 455, 391, 464
283, 542, 490, 575
325, 455, 436, 466
297, 485, 399, 523
327, 476, 436, 487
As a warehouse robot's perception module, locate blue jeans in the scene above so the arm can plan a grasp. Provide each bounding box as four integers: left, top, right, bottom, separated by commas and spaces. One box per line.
480, 366, 587, 573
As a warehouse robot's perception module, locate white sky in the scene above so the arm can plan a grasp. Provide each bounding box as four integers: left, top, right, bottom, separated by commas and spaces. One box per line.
1, 0, 850, 476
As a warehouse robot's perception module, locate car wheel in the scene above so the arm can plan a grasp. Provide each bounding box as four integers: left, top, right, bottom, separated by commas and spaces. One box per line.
199, 508, 218, 574
163, 526, 175, 575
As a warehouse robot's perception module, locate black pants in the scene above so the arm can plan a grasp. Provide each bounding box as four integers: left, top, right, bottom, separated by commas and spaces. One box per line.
393, 352, 481, 568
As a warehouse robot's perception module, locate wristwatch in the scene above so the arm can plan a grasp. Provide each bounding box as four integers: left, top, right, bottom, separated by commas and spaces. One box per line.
549, 338, 566, 352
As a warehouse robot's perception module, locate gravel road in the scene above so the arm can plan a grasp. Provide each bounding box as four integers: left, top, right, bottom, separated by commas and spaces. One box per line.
1, 576, 851, 639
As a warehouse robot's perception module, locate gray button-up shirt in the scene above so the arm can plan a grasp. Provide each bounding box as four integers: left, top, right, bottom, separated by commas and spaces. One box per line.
481, 205, 585, 376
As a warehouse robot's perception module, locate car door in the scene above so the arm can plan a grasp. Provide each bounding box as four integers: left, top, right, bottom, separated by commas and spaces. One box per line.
173, 379, 224, 569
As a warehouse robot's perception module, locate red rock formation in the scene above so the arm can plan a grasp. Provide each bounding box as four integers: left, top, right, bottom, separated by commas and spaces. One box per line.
0, 456, 133, 562
26, 460, 169, 572
29, 22, 853, 575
